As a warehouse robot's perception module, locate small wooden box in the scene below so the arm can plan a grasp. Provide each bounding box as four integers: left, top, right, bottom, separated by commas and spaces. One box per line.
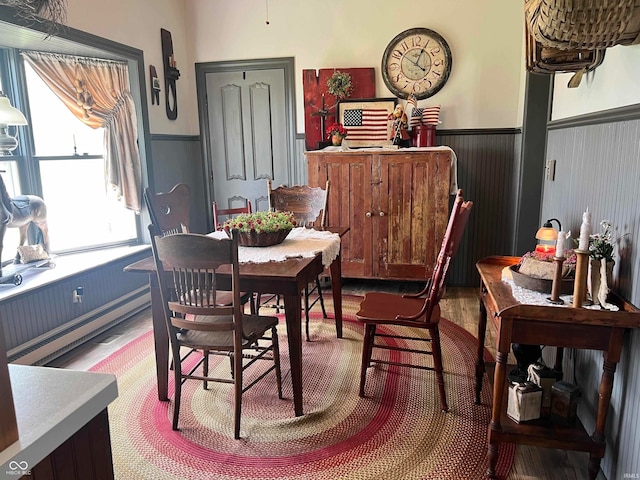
528, 362, 557, 409
550, 381, 581, 425
507, 381, 542, 423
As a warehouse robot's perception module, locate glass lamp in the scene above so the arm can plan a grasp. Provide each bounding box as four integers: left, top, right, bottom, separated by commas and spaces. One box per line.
535, 218, 562, 254
0, 93, 28, 155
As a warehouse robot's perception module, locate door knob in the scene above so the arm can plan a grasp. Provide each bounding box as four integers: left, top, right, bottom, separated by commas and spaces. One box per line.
365, 212, 372, 218
379, 211, 385, 217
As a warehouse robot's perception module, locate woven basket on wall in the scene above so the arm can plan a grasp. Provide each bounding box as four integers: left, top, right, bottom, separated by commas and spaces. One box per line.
525, 22, 606, 75
525, 0, 640, 51
525, 21, 606, 75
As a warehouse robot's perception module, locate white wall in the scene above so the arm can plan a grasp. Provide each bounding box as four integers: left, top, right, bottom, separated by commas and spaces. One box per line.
552, 43, 640, 120
63, 0, 196, 136
184, 0, 526, 132
59, 0, 526, 134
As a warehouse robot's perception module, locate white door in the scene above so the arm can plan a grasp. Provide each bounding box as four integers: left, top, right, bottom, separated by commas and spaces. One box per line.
205, 68, 291, 214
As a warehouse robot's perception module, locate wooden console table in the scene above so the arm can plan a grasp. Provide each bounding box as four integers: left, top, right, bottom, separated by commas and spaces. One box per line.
475, 256, 640, 479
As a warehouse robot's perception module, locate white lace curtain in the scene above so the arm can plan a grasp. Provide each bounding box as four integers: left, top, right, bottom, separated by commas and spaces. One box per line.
22, 51, 142, 212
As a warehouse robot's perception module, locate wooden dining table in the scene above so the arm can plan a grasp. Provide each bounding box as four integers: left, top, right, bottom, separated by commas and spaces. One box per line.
124, 227, 347, 417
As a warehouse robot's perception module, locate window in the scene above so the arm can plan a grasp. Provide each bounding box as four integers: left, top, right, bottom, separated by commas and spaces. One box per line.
0, 51, 139, 258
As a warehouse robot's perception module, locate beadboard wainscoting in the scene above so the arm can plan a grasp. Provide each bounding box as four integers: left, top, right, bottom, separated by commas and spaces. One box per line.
541, 113, 640, 480
1, 247, 151, 366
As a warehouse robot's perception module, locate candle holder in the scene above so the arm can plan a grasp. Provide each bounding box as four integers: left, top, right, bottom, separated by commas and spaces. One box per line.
572, 249, 589, 308
547, 256, 566, 304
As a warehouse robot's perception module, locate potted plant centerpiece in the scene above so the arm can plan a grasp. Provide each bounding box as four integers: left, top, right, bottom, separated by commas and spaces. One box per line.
223, 210, 296, 247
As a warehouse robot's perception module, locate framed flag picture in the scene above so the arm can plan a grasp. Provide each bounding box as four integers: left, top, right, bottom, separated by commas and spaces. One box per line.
337, 97, 397, 148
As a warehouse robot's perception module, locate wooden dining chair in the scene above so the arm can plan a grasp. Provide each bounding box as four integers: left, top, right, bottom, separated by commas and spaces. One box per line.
150, 231, 283, 438
256, 179, 330, 341
355, 189, 473, 412
212, 200, 252, 231
144, 183, 191, 236
144, 184, 253, 310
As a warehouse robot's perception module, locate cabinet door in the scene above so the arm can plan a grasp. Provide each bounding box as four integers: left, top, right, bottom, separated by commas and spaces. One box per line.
308, 154, 373, 278
377, 152, 450, 279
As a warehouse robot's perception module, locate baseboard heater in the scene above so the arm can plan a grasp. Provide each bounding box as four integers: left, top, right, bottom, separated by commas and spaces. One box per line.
7, 286, 151, 366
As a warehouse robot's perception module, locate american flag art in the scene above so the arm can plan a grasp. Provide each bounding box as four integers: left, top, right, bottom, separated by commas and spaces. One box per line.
342, 108, 390, 142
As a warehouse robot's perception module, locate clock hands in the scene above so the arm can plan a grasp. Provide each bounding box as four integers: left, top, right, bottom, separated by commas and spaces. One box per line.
405, 52, 426, 72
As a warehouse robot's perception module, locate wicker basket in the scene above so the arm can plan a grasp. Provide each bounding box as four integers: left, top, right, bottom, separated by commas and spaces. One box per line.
235, 228, 291, 247
525, 0, 640, 51
525, 20, 606, 75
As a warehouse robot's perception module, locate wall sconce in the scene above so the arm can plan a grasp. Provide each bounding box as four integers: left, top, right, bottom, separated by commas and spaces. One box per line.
535, 218, 562, 254
0, 92, 28, 155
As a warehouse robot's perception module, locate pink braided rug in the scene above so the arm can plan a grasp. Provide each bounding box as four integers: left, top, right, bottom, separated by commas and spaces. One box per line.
91, 295, 514, 479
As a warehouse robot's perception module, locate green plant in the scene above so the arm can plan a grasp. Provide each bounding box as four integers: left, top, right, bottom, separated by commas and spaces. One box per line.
589, 220, 615, 262
223, 211, 296, 234
326, 71, 353, 99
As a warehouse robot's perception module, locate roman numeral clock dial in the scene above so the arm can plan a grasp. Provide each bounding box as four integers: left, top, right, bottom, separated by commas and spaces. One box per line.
382, 27, 452, 100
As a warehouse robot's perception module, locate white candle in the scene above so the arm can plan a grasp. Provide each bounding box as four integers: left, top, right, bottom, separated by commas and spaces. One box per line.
578, 208, 591, 251
555, 230, 565, 258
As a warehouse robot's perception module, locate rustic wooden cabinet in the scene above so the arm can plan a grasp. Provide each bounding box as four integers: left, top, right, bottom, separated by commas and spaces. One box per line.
307, 149, 452, 280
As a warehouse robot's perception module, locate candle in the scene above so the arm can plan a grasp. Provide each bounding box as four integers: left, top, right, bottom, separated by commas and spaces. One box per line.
555, 230, 565, 258
578, 208, 591, 251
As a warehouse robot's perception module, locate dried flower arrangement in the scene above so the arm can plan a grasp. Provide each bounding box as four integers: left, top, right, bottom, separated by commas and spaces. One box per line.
222, 211, 296, 234
589, 220, 615, 263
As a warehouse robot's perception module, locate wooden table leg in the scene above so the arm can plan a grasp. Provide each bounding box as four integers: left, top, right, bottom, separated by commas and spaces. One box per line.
149, 273, 169, 401
487, 347, 509, 480
475, 286, 488, 405
329, 252, 343, 338
283, 292, 304, 416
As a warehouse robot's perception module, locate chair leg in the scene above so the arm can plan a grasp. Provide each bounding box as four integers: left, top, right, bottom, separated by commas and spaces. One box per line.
249, 292, 257, 314
304, 285, 311, 342
430, 325, 449, 412
316, 276, 327, 318
359, 323, 376, 397
203, 350, 209, 390
271, 327, 283, 399
171, 348, 182, 430
255, 293, 262, 314
233, 349, 243, 439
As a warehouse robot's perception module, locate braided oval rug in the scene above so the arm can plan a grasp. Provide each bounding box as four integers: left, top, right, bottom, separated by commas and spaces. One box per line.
91, 295, 514, 480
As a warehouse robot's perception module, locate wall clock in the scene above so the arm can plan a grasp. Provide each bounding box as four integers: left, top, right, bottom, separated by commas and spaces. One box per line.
381, 27, 452, 100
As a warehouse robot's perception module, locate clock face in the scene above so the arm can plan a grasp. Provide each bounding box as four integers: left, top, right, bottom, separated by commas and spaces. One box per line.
382, 27, 452, 100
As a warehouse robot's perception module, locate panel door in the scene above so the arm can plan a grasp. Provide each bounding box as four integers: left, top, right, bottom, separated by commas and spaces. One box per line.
377, 152, 451, 279
308, 153, 373, 278
205, 69, 290, 214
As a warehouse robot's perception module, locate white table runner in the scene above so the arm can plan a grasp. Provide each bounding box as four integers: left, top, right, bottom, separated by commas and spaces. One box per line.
501, 266, 617, 311
210, 227, 341, 268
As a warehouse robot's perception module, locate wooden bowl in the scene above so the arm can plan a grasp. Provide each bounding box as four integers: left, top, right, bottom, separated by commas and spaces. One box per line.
235, 228, 291, 247
509, 264, 574, 294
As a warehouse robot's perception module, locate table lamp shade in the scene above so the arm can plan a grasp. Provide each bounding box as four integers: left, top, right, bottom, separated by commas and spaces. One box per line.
0, 94, 28, 155
0, 96, 27, 126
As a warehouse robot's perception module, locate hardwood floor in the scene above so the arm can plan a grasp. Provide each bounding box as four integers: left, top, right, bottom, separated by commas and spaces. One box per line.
48, 280, 605, 480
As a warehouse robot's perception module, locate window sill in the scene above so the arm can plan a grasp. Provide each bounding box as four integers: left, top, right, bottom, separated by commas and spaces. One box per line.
0, 244, 151, 302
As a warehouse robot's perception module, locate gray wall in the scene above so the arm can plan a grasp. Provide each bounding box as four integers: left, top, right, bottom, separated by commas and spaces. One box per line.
541, 114, 640, 479
155, 131, 522, 287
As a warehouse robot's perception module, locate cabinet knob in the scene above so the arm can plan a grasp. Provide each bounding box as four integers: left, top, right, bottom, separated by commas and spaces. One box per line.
365, 212, 372, 218
379, 211, 385, 217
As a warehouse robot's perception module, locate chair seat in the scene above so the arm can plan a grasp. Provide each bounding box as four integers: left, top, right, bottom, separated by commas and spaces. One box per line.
188, 290, 253, 307
356, 292, 441, 327
179, 313, 279, 350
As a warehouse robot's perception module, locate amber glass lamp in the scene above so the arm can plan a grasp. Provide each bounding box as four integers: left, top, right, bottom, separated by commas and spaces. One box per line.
535, 218, 562, 254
